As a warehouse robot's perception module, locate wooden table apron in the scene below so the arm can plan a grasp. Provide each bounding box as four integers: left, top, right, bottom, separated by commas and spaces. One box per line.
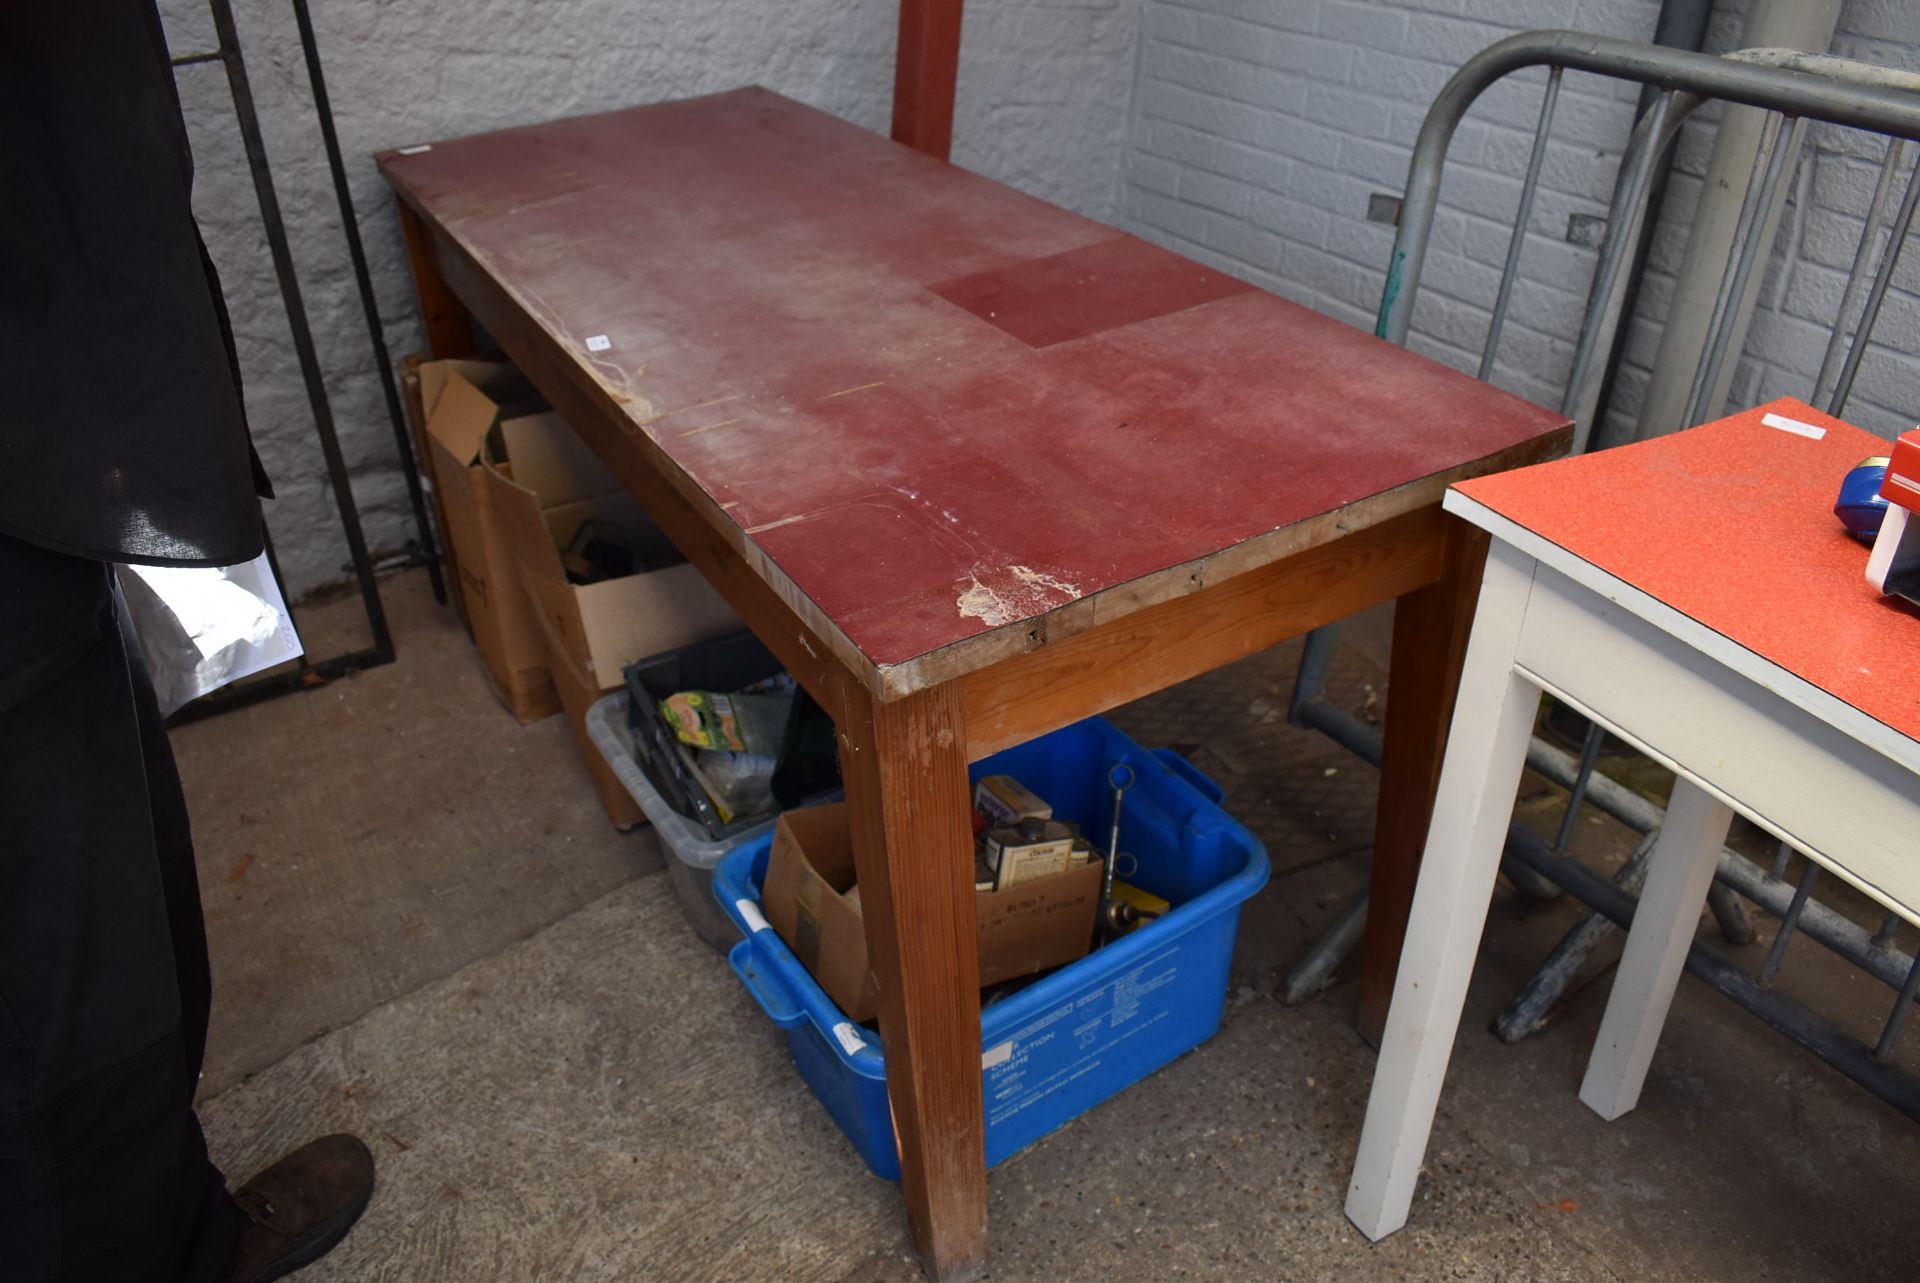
383, 117, 1566, 1278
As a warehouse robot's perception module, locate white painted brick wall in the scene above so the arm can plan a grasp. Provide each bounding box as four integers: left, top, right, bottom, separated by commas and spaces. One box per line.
1118, 0, 1920, 443
953, 1, 1143, 212
157, 0, 1138, 597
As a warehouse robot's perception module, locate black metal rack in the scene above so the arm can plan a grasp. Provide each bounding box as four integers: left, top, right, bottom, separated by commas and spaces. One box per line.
165, 0, 445, 721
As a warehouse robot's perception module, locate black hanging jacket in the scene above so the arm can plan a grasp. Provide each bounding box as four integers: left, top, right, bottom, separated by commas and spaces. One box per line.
0, 0, 270, 569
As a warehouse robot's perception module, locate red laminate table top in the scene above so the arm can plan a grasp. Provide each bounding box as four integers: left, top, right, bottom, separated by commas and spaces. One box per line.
1453, 398, 1919, 744
381, 88, 1568, 678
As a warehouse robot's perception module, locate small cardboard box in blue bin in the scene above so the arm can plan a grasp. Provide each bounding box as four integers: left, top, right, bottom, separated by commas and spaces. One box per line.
757, 800, 1104, 1023
714, 716, 1269, 1179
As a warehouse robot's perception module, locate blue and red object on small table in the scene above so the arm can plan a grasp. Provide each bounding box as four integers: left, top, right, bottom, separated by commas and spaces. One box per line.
1835, 456, 1892, 542
1867, 427, 1920, 604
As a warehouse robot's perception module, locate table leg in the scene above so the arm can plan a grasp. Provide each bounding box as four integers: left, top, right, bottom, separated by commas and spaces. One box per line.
398, 203, 475, 358
841, 683, 988, 1280
892, 0, 964, 161
1361, 519, 1492, 1042
1346, 541, 1538, 1242
1579, 777, 1734, 1121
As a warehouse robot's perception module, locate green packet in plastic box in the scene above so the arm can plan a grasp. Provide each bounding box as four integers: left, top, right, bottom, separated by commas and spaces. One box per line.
659, 689, 793, 755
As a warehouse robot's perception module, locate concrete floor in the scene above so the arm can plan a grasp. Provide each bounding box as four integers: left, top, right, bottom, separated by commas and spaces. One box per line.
178, 569, 1920, 1281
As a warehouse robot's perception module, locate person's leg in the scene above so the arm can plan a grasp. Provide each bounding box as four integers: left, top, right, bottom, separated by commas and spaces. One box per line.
117, 580, 379, 1283
0, 533, 242, 1283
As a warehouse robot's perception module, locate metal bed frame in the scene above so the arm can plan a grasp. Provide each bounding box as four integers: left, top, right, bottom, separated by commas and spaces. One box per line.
1283, 30, 1920, 1117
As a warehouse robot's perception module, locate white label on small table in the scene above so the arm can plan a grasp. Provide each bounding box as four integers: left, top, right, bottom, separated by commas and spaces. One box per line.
1761, 412, 1826, 440
586, 334, 612, 352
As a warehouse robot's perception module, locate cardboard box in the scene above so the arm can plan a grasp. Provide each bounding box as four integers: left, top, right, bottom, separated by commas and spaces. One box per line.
484, 409, 739, 690
983, 819, 1077, 890
763, 803, 1101, 1022
974, 774, 1051, 827
419, 361, 560, 723
530, 593, 645, 830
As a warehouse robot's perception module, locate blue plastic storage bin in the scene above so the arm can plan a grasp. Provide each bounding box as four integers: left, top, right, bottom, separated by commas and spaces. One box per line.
712, 716, 1270, 1180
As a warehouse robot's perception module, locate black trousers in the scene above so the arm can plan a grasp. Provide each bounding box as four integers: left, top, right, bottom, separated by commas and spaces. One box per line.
0, 533, 241, 1282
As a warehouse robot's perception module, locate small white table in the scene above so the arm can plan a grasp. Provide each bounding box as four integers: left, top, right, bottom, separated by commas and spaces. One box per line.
1345, 399, 1920, 1241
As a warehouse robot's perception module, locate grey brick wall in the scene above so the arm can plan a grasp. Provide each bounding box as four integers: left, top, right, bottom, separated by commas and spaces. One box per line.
1117, 0, 1920, 441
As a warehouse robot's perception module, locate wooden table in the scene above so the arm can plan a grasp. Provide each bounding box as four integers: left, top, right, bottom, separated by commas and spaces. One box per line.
1346, 398, 1920, 1242
380, 88, 1569, 1277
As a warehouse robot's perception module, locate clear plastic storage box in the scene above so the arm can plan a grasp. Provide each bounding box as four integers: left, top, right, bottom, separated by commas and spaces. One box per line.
585, 693, 775, 952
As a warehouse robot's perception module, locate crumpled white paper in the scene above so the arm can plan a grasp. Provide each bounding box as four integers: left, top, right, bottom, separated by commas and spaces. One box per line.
117, 552, 304, 715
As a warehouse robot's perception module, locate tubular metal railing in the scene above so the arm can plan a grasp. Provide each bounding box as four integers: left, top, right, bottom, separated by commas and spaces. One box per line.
1285, 30, 1920, 1119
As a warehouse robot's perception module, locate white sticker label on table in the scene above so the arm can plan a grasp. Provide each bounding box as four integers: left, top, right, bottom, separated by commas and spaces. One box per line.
397, 143, 432, 156
832, 1021, 866, 1055
735, 900, 769, 934
586, 334, 612, 352
1761, 412, 1826, 440
982, 1041, 1013, 1070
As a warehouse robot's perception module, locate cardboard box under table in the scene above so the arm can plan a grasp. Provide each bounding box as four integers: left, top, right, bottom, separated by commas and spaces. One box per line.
417, 360, 558, 723
484, 408, 739, 825
761, 803, 1102, 1025
483, 409, 738, 691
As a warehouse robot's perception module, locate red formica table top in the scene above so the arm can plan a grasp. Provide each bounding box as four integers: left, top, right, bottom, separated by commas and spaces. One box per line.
1453, 398, 1919, 744
382, 88, 1568, 678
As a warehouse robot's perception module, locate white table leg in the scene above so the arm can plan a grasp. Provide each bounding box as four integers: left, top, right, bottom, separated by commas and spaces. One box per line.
1579, 777, 1734, 1121
1346, 542, 1540, 1242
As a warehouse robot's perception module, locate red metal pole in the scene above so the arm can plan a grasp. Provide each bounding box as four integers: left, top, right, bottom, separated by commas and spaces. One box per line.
892, 0, 964, 160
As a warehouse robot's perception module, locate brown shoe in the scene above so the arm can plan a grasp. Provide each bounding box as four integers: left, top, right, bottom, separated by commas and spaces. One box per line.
220, 1134, 376, 1283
